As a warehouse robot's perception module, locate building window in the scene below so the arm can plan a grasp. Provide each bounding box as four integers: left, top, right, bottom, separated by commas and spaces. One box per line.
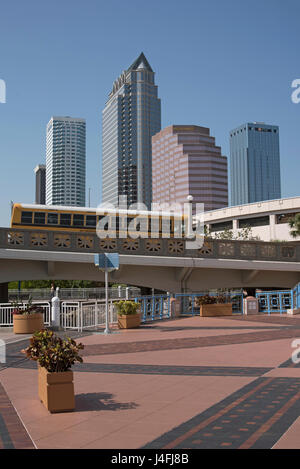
276, 212, 298, 224
238, 216, 269, 228
210, 221, 233, 232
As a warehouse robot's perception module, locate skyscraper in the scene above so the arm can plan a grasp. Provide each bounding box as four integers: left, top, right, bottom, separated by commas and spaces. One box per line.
152, 125, 228, 212
46, 116, 86, 207
230, 123, 281, 206
34, 164, 46, 204
102, 53, 161, 208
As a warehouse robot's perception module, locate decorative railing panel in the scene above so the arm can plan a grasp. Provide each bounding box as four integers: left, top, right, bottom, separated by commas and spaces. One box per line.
0, 228, 299, 263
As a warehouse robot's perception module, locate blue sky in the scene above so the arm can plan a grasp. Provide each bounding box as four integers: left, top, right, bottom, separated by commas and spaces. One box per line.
0, 0, 299, 227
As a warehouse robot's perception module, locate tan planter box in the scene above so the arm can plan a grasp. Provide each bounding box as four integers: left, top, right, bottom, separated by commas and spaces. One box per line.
118, 313, 141, 329
13, 312, 44, 334
38, 366, 75, 413
200, 303, 232, 317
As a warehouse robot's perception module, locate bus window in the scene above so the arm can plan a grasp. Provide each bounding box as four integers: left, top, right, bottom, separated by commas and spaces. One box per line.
21, 211, 33, 224
47, 213, 58, 225
173, 218, 183, 237
86, 215, 97, 227
73, 214, 84, 227
135, 218, 148, 232
97, 215, 110, 230
34, 212, 46, 225
60, 213, 72, 226
149, 217, 159, 237
161, 218, 172, 235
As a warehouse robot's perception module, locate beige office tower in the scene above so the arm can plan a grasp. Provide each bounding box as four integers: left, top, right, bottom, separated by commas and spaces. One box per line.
152, 125, 228, 212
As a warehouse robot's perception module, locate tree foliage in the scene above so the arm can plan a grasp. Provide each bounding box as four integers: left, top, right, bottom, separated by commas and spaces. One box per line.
289, 213, 300, 239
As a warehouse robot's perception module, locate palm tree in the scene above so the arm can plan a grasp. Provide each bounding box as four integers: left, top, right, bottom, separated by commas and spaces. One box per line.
289, 213, 300, 238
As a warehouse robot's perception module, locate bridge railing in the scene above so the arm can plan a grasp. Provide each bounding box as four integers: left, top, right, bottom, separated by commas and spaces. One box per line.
134, 295, 171, 322
175, 291, 244, 315
8, 287, 141, 302
0, 301, 51, 327
60, 300, 119, 332
255, 290, 293, 315
1, 227, 300, 262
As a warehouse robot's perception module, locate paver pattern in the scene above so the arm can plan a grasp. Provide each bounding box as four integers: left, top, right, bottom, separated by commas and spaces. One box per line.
0, 382, 34, 449
143, 377, 300, 449
1, 314, 300, 449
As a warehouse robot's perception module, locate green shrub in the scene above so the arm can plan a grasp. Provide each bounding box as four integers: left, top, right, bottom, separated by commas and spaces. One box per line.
116, 300, 140, 316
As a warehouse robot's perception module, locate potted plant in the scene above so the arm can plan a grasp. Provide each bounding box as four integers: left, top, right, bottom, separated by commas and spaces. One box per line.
12, 297, 44, 334
116, 300, 141, 329
196, 294, 232, 317
22, 330, 84, 413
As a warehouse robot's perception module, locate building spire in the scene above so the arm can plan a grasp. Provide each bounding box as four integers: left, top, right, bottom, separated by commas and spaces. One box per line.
127, 52, 153, 72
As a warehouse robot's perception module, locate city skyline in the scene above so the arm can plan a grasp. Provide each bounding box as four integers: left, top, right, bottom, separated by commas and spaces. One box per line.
0, 0, 299, 227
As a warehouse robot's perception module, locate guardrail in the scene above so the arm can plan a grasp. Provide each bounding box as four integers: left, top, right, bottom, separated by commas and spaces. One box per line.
61, 300, 118, 331
0, 301, 51, 327
135, 295, 171, 321
175, 291, 244, 315
8, 287, 141, 301
255, 290, 292, 314
0, 227, 299, 262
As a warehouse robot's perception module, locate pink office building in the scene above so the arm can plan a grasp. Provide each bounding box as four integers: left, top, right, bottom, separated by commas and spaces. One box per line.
152, 125, 228, 211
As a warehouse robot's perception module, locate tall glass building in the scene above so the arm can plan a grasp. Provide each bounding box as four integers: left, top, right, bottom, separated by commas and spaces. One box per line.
46, 116, 86, 207
230, 122, 281, 206
102, 53, 161, 208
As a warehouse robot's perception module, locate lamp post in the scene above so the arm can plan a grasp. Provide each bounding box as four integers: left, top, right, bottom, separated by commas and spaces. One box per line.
94, 253, 119, 334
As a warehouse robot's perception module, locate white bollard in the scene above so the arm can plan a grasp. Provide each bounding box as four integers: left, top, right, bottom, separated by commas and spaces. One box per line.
51, 289, 60, 329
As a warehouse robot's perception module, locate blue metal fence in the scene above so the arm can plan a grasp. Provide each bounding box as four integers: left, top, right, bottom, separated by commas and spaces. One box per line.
292, 283, 300, 311
255, 290, 292, 315
135, 295, 171, 322
134, 283, 300, 321
174, 291, 244, 315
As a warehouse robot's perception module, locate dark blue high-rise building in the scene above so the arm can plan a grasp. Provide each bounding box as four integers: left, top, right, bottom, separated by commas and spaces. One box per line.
102, 53, 161, 208
230, 122, 281, 206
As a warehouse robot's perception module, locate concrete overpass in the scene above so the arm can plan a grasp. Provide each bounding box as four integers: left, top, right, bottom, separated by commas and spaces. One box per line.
0, 228, 300, 292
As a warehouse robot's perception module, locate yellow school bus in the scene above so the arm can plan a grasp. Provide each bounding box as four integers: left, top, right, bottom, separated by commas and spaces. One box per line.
10, 203, 187, 238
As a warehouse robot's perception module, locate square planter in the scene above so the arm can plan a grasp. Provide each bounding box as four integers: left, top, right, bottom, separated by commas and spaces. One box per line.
38, 366, 75, 413
200, 303, 232, 317
13, 312, 44, 334
118, 313, 141, 329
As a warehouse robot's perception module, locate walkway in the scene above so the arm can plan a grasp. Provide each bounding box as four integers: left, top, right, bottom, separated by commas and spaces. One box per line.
1, 314, 300, 449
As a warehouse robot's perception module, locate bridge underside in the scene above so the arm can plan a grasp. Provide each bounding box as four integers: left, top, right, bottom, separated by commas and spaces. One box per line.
1, 251, 299, 292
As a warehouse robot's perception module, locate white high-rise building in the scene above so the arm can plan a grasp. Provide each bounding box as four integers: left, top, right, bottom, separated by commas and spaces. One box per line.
46, 116, 86, 206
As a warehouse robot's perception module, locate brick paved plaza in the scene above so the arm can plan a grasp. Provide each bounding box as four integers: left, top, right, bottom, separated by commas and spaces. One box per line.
1, 314, 300, 449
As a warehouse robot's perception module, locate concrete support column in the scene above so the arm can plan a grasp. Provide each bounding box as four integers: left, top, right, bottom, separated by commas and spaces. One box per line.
0, 283, 8, 303
269, 214, 276, 240
233, 219, 238, 237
